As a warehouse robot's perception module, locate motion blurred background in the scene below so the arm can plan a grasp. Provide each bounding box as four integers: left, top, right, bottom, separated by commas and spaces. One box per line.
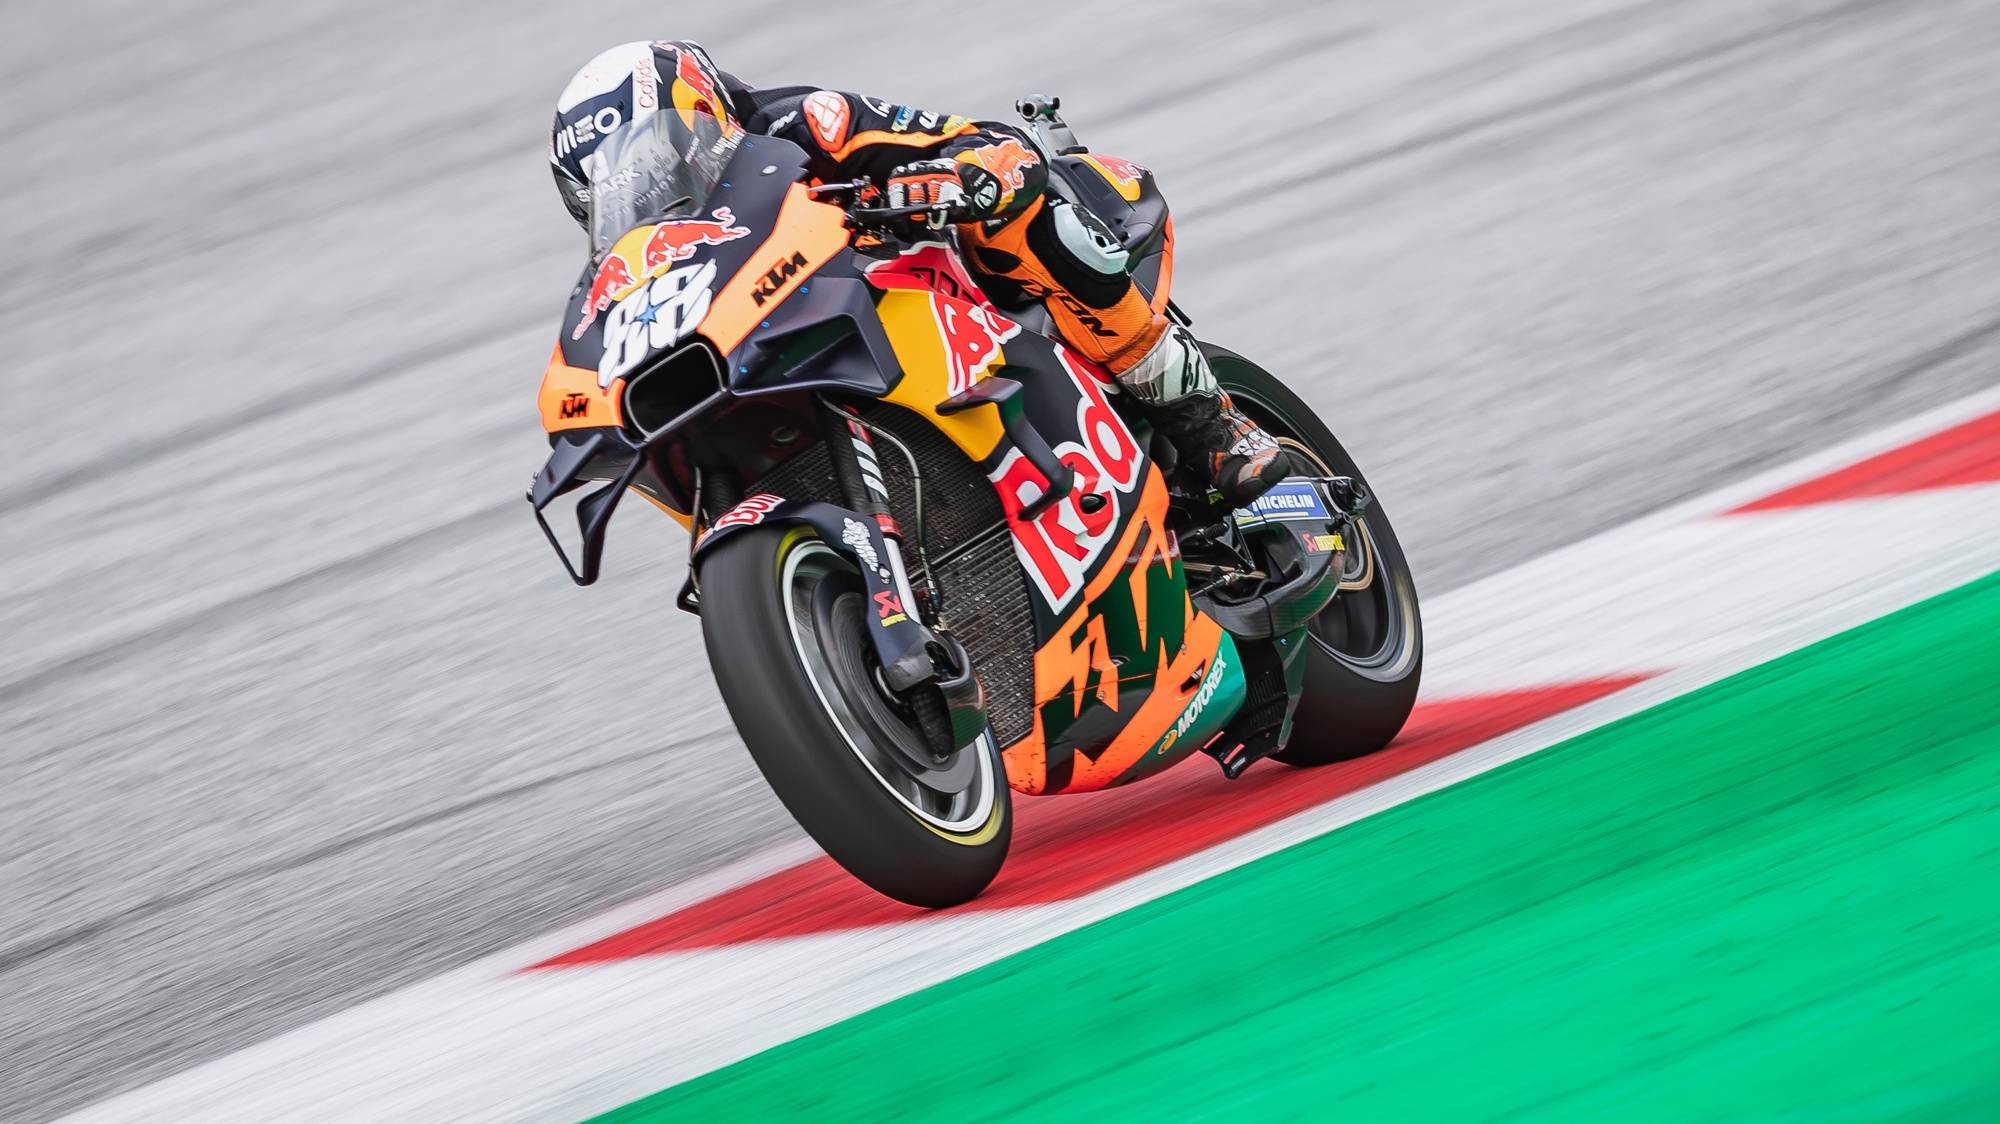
3, 0, 1996, 1116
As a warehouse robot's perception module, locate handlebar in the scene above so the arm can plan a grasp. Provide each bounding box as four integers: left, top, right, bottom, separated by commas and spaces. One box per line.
808, 179, 956, 230
848, 201, 954, 225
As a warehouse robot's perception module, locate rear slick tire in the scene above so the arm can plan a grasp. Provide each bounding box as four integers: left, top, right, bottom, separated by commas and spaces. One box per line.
698, 524, 1010, 907
1204, 343, 1424, 765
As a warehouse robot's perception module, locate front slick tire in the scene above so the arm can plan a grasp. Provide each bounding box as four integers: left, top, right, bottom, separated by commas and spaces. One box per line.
699, 524, 1009, 908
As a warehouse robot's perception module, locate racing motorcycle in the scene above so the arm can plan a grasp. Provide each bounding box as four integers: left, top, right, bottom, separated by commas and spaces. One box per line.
528, 97, 1422, 906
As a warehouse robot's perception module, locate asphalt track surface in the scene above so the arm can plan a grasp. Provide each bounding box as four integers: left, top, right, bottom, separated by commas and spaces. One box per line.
2, 0, 1996, 1117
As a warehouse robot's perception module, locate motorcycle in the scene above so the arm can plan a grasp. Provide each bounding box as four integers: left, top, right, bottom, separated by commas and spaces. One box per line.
528, 96, 1423, 906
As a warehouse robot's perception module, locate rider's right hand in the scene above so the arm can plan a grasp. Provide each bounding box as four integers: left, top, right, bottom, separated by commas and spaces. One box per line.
885, 158, 966, 212
885, 157, 1005, 222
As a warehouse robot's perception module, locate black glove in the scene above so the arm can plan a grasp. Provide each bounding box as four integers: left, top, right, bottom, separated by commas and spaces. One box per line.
885, 157, 1005, 221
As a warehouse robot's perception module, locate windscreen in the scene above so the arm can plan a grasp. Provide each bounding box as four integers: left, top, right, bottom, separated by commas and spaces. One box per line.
583, 107, 741, 256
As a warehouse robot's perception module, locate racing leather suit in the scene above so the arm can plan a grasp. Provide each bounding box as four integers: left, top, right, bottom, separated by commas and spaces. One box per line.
715, 76, 1288, 503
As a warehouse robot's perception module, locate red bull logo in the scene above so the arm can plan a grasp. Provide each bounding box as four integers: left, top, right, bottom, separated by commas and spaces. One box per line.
1093, 154, 1147, 186
640, 206, 749, 273
571, 207, 749, 339
964, 137, 1038, 193
675, 48, 722, 118
573, 253, 638, 340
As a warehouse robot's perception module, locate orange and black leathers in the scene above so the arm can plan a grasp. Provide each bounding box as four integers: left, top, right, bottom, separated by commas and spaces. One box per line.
720, 77, 1172, 372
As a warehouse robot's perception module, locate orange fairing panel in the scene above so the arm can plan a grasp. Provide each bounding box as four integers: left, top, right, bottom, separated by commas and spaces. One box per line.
537, 347, 691, 528
700, 184, 852, 355
1063, 614, 1222, 791
1003, 472, 1223, 795
538, 344, 624, 433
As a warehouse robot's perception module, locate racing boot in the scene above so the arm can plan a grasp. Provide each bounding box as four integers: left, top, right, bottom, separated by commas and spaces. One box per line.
1117, 323, 1290, 506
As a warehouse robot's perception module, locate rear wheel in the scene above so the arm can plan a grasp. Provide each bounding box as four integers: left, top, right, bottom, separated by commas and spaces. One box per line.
699, 524, 1010, 907
1204, 344, 1424, 763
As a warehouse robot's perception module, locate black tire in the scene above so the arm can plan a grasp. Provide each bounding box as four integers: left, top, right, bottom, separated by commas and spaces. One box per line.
699, 523, 1010, 907
1204, 343, 1424, 764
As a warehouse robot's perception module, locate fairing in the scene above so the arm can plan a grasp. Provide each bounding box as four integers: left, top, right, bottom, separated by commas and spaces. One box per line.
531, 127, 1232, 796
855, 252, 1226, 794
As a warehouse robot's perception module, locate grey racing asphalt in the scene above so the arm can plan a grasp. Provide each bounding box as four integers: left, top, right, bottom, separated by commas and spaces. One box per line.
4, 0, 1997, 1117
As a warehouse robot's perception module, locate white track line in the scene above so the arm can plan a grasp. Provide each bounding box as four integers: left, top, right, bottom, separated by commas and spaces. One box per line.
1607, 381, 2000, 526
66, 386, 2000, 1123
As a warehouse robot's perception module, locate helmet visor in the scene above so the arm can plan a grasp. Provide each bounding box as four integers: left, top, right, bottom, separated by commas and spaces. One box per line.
582, 106, 741, 256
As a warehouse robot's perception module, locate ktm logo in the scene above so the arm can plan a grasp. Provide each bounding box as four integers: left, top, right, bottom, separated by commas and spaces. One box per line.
752, 250, 811, 306
559, 392, 590, 420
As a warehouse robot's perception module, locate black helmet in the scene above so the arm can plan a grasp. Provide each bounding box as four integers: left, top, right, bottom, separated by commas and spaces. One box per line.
549, 40, 735, 226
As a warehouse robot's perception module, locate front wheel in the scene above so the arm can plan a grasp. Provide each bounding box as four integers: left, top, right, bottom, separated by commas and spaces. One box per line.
1205, 343, 1424, 764
699, 524, 1010, 907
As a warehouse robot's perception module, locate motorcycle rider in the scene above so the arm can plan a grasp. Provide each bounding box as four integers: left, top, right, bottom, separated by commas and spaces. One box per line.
550, 40, 1290, 504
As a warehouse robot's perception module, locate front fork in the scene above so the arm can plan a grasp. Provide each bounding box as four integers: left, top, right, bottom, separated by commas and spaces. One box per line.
820, 401, 930, 627
818, 400, 986, 750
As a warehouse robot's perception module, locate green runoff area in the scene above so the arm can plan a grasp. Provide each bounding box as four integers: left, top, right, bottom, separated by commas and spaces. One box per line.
600, 570, 2000, 1121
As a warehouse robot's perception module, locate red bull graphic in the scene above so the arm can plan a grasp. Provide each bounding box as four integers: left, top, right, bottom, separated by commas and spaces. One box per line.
935, 298, 1020, 397
641, 207, 748, 273
1077, 153, 1149, 202
675, 48, 722, 117
962, 137, 1039, 193
1092, 154, 1146, 188
571, 207, 749, 340
864, 243, 1014, 393
574, 253, 638, 340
